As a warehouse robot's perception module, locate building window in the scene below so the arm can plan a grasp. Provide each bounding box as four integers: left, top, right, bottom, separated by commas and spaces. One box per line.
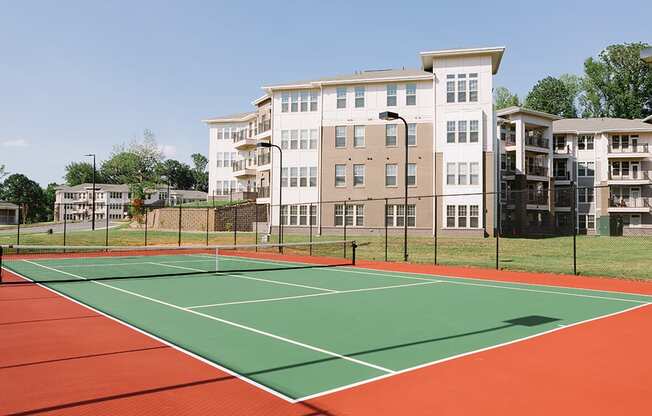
335, 126, 346, 148
578, 162, 595, 177
336, 87, 347, 108
457, 121, 468, 143
309, 167, 317, 187
281, 131, 289, 149
587, 214, 595, 229
469, 120, 479, 143
406, 83, 416, 105
310, 129, 318, 149
458, 163, 468, 185
469, 73, 478, 102
578, 187, 594, 203
289, 167, 298, 187
578, 135, 594, 150
446, 75, 455, 103
407, 123, 416, 146
281, 205, 288, 224
300, 129, 309, 149
447, 121, 456, 143
300, 91, 309, 112
335, 164, 346, 187
458, 205, 467, 227
386, 124, 397, 146
355, 86, 365, 108
216, 152, 223, 168
310, 91, 318, 111
407, 163, 416, 186
446, 163, 456, 185
446, 205, 456, 227
353, 164, 365, 186
386, 84, 397, 106
354, 125, 365, 147
281, 93, 289, 112
470, 162, 479, 185
385, 164, 397, 186
291, 92, 299, 112
470, 205, 479, 228
299, 205, 308, 225
299, 167, 308, 187
290, 130, 299, 149
336, 204, 364, 226
310, 205, 317, 225
386, 204, 416, 227
457, 74, 467, 103
289, 205, 298, 225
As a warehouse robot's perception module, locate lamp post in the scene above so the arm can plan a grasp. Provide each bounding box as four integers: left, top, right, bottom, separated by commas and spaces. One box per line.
379, 111, 409, 261
257, 142, 283, 247
84, 154, 96, 230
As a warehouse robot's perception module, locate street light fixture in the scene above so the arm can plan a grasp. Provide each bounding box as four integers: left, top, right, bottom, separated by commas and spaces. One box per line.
257, 142, 283, 249
84, 154, 97, 230
379, 111, 409, 261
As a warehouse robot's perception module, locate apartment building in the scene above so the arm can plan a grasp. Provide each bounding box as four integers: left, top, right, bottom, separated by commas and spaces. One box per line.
54, 184, 207, 222
552, 118, 652, 235
206, 47, 505, 236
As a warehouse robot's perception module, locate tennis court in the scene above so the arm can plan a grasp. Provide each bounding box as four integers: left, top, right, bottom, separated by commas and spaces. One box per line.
1, 241, 651, 403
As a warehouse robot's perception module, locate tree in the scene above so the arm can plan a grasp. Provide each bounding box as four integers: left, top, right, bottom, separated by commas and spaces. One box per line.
581, 42, 652, 118
191, 153, 209, 192
494, 86, 520, 110
0, 174, 46, 223
64, 162, 103, 186
524, 76, 577, 118
155, 159, 195, 190
100, 129, 164, 200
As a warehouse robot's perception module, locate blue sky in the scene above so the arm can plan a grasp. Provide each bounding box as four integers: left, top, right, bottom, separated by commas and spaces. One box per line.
1, 0, 650, 186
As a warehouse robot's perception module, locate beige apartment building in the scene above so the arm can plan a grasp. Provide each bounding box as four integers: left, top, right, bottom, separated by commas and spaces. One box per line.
206, 46, 652, 237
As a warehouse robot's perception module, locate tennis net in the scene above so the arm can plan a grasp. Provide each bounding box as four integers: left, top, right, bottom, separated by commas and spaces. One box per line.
0, 240, 358, 284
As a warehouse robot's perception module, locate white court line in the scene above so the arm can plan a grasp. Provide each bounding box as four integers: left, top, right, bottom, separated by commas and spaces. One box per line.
293, 301, 652, 402
22, 260, 394, 376
149, 262, 337, 293
204, 255, 651, 304
45, 257, 217, 269
186, 281, 441, 309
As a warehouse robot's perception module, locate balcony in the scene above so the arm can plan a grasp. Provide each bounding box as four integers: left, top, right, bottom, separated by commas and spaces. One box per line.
233, 133, 256, 150
553, 172, 572, 184
608, 143, 650, 158
525, 136, 550, 151
608, 197, 652, 213
232, 160, 257, 177
255, 120, 271, 139
554, 144, 572, 156
257, 186, 271, 200
257, 151, 271, 169
608, 171, 651, 185
527, 190, 549, 208
526, 166, 549, 179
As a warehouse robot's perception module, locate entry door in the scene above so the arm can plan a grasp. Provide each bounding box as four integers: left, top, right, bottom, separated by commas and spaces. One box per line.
631, 187, 641, 206
632, 163, 640, 180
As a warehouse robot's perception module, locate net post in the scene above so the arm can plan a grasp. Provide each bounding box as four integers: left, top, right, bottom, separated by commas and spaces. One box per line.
105, 206, 110, 247
215, 247, 219, 273
233, 204, 237, 246
572, 181, 577, 275
309, 203, 313, 256
254, 204, 258, 251
177, 205, 182, 247
495, 190, 500, 270
351, 240, 357, 266
16, 206, 20, 255
433, 194, 437, 265
343, 201, 347, 259
63, 203, 68, 249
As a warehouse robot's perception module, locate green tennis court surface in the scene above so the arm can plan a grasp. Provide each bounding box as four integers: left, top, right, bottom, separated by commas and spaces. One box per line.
3, 249, 652, 401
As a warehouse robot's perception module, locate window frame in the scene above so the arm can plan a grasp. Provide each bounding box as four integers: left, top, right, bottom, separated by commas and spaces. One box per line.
335, 164, 346, 187
385, 164, 398, 187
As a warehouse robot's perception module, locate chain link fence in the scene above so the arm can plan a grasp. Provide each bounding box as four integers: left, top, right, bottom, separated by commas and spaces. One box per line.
1, 185, 650, 279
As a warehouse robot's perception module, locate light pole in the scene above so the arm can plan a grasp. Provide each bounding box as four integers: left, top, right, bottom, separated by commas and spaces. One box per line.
379, 111, 409, 261
257, 142, 283, 247
85, 154, 96, 230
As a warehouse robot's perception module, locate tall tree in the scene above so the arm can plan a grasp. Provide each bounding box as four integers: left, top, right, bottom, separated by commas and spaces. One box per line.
581, 42, 652, 118
64, 161, 102, 185
191, 153, 209, 192
100, 129, 164, 200
0, 174, 46, 223
524, 76, 577, 118
494, 86, 520, 110
155, 159, 195, 190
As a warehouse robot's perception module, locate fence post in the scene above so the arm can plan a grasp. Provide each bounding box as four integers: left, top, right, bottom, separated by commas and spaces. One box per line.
206, 208, 209, 246
343, 201, 347, 258
233, 205, 237, 245
105, 207, 110, 247
384, 198, 388, 262
434, 195, 438, 265
144, 206, 148, 246
309, 203, 313, 256
495, 191, 500, 270
572, 181, 577, 275
255, 204, 258, 251
16, 206, 21, 247
177, 205, 182, 247
63, 204, 68, 248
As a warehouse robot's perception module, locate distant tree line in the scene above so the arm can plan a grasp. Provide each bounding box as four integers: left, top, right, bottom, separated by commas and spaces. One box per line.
0, 130, 208, 224
495, 42, 652, 119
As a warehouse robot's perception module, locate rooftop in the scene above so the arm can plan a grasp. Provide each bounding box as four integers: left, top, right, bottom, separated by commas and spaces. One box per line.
419, 46, 506, 74
202, 111, 256, 124
497, 106, 562, 121
262, 68, 432, 90
553, 117, 652, 134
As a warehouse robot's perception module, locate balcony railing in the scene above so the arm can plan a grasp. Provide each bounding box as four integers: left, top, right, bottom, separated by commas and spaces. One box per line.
608, 171, 650, 181
526, 166, 548, 177
258, 186, 270, 198
554, 172, 571, 181
525, 136, 550, 149
505, 137, 517, 146
608, 143, 649, 154
527, 191, 548, 205
554, 145, 571, 154
555, 193, 572, 207
609, 197, 651, 208
257, 120, 271, 134
232, 160, 257, 172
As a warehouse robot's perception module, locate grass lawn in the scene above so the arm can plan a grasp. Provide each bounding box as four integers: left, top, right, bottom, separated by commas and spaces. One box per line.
1, 225, 650, 280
